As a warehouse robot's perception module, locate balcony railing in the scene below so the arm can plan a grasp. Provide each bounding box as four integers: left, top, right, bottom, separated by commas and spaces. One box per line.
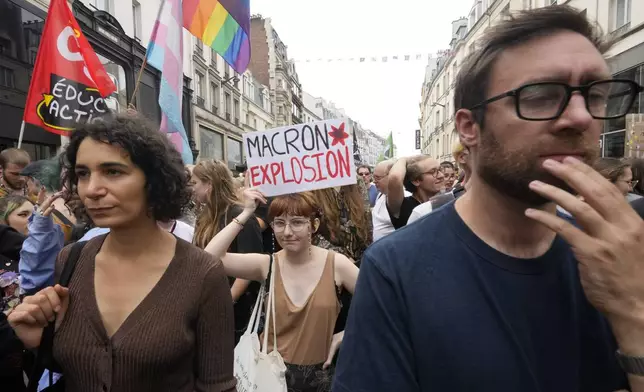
212, 105, 218, 115
235, 117, 239, 126
609, 22, 631, 41
226, 112, 231, 121
196, 96, 205, 108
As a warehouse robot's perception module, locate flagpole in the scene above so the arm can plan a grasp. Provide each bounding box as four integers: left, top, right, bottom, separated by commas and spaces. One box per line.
17, 121, 25, 149
129, 56, 148, 109
129, 0, 166, 109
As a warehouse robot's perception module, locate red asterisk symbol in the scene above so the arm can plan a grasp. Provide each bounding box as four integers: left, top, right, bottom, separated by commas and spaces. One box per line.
329, 123, 349, 146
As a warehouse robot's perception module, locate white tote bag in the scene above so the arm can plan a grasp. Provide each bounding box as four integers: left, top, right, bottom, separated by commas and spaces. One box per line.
233, 257, 287, 392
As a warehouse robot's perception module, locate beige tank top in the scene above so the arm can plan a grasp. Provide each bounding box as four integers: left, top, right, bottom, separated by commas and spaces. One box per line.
262, 250, 341, 365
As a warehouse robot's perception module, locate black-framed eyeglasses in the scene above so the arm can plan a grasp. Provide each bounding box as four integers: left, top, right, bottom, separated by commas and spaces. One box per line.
422, 168, 444, 179
469, 79, 644, 121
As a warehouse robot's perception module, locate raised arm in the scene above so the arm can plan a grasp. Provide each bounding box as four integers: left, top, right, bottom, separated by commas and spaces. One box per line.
386, 158, 407, 218
202, 188, 270, 282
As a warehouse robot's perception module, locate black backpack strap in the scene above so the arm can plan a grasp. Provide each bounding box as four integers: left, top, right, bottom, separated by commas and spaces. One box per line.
26, 241, 87, 392
266, 253, 274, 291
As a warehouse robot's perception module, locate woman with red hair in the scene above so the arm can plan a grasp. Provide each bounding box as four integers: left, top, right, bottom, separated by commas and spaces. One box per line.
203, 190, 359, 392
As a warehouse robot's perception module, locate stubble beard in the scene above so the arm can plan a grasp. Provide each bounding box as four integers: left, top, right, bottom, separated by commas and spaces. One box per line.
476, 128, 598, 207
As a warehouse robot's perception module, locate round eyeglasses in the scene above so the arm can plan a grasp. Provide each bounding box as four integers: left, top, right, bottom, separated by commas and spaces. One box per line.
271, 219, 310, 233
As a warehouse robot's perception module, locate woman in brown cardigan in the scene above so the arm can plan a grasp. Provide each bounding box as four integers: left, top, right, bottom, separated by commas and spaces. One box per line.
7, 114, 236, 392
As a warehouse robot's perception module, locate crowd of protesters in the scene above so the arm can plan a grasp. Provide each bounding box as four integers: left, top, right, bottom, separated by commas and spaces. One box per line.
1, 5, 644, 392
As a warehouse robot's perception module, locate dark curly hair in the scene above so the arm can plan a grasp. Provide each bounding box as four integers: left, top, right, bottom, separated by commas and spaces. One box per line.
60, 113, 192, 223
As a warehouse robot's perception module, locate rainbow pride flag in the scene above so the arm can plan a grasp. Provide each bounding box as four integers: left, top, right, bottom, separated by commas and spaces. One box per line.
183, 0, 251, 74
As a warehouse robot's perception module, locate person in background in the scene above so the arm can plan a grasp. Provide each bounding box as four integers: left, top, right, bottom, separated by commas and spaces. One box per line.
313, 183, 371, 336
357, 165, 378, 207
627, 158, 643, 198
191, 159, 263, 344
18, 191, 66, 298
632, 197, 644, 219
0, 218, 27, 392
408, 143, 471, 224
313, 184, 371, 264
452, 142, 471, 188
0, 148, 30, 198
593, 158, 638, 199
371, 159, 396, 241
0, 311, 25, 391
0, 195, 34, 236
440, 161, 457, 190
0, 217, 27, 313
386, 155, 444, 229
20, 157, 78, 243
8, 114, 236, 392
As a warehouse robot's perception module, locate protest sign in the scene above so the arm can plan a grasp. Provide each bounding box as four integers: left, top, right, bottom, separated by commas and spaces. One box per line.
243, 119, 357, 196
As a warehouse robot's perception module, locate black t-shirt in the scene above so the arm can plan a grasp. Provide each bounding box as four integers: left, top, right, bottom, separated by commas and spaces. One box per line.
254, 197, 281, 253
222, 206, 264, 342
387, 196, 420, 229
334, 203, 627, 392
631, 197, 644, 219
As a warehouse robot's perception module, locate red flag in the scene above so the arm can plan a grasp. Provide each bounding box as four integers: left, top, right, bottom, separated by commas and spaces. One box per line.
23, 0, 116, 136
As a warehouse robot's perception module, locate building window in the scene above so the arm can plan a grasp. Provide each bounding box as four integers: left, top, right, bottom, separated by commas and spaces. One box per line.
210, 84, 219, 113
501, 4, 510, 17
96, 53, 128, 113
224, 92, 231, 119
93, 0, 113, 13
227, 138, 243, 170
254, 118, 258, 129
606, 65, 642, 134
194, 72, 204, 98
2, 3, 43, 64
0, 66, 15, 88
199, 126, 224, 161
211, 49, 218, 68
132, 1, 142, 40
195, 40, 203, 57
610, 0, 631, 31
234, 98, 240, 123
602, 131, 626, 158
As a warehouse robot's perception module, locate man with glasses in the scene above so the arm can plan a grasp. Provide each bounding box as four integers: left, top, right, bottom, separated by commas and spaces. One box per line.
385, 155, 444, 229
334, 6, 644, 392
357, 164, 378, 207
371, 160, 396, 241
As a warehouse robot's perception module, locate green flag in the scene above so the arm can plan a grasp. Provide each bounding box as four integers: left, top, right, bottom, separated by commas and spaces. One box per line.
383, 132, 394, 159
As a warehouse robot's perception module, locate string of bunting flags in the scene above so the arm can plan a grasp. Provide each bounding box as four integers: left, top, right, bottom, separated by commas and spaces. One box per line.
291, 50, 452, 64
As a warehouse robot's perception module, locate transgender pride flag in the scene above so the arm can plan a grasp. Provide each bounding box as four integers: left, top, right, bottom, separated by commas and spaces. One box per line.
147, 0, 193, 165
